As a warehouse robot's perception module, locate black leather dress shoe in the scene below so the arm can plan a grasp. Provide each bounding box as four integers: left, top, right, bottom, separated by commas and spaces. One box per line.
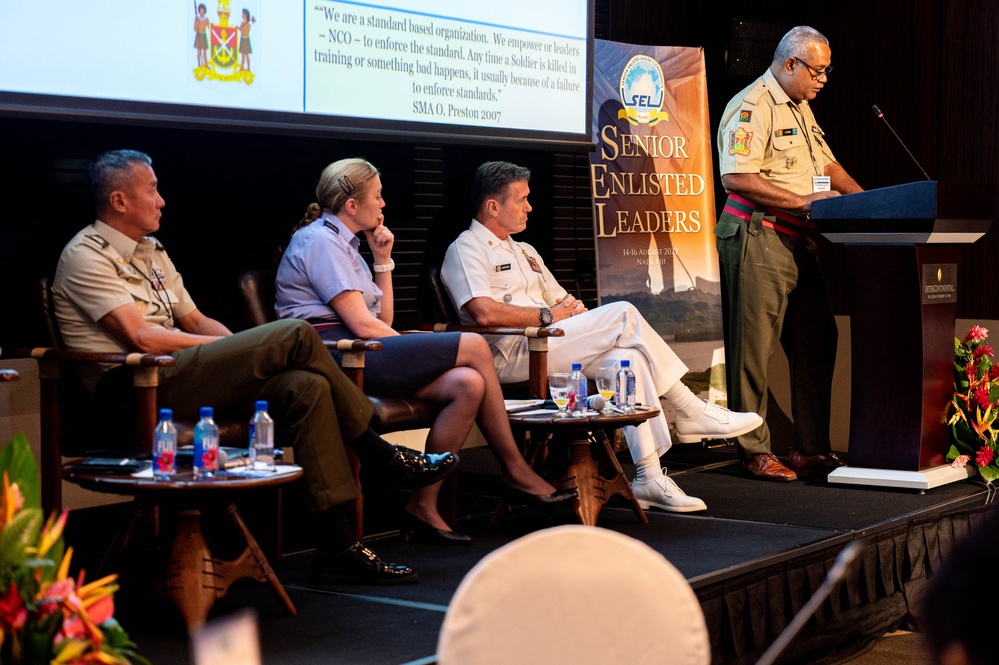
505, 486, 578, 506
788, 450, 845, 472
309, 542, 418, 585
379, 446, 458, 490
402, 511, 473, 546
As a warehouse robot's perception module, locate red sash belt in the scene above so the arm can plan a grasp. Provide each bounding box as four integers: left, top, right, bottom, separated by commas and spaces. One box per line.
722, 193, 814, 239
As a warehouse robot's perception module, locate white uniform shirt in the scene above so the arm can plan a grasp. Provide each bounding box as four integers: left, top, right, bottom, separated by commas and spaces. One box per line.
442, 219, 567, 362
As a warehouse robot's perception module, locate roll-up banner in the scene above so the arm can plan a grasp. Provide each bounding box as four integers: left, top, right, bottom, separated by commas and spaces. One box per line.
589, 39, 727, 403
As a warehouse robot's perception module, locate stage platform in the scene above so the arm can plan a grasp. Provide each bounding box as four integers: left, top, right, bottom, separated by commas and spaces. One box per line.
66, 443, 996, 665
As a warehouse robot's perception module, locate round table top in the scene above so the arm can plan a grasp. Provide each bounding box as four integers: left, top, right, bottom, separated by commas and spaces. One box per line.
507, 407, 659, 428
62, 463, 303, 496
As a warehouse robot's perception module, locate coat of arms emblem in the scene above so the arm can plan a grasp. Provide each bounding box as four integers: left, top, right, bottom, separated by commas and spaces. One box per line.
193, 1, 256, 84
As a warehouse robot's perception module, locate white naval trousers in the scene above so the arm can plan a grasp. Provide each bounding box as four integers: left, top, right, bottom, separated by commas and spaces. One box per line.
491, 301, 688, 462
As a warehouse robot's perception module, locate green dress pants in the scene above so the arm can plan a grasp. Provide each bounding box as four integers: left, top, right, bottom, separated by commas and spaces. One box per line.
715, 211, 838, 457
158, 319, 374, 511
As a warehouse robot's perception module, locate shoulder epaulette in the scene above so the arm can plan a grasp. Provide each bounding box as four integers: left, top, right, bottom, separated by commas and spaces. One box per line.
743, 83, 768, 106
82, 233, 109, 249
323, 220, 339, 234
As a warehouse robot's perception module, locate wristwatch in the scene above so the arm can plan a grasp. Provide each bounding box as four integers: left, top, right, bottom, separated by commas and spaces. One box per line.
372, 259, 395, 273
539, 307, 553, 326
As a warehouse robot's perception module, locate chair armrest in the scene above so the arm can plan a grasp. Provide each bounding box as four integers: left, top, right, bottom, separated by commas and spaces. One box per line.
24, 346, 176, 368
415, 323, 565, 339
17, 347, 176, 515
414, 324, 563, 399
322, 339, 384, 392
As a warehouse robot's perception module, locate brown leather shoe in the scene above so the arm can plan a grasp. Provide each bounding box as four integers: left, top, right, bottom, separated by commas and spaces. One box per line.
788, 450, 844, 471
742, 453, 798, 481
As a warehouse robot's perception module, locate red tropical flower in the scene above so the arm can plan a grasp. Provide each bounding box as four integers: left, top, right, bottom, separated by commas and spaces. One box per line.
60, 594, 115, 642
967, 363, 978, 382
0, 583, 27, 632
973, 387, 992, 411
965, 326, 989, 343
976, 446, 995, 468
974, 344, 994, 361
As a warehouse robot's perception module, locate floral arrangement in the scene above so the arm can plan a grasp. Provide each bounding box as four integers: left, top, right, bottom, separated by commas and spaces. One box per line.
0, 434, 146, 664
947, 325, 999, 483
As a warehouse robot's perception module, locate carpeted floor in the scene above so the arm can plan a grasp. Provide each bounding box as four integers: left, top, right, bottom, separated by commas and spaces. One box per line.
842, 631, 928, 664
63, 444, 987, 664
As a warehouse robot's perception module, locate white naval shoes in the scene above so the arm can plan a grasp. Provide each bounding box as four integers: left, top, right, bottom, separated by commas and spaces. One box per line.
673, 402, 764, 444
631, 470, 706, 513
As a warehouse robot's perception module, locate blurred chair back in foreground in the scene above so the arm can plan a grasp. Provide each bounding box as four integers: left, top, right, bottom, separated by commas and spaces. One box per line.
437, 524, 710, 665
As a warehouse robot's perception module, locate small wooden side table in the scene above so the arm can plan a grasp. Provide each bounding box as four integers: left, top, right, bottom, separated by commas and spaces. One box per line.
505, 409, 659, 526
62, 464, 303, 633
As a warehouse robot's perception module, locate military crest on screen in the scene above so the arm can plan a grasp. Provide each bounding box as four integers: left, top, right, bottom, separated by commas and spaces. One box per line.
193, 1, 256, 84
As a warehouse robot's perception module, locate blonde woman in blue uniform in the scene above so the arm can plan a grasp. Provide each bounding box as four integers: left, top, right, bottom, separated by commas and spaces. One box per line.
275, 158, 574, 545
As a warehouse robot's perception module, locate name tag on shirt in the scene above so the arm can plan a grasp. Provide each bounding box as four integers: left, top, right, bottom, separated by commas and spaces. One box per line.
812, 176, 831, 192
495, 263, 511, 272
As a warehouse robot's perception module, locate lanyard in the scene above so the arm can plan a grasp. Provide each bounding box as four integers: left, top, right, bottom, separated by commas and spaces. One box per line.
788, 102, 822, 177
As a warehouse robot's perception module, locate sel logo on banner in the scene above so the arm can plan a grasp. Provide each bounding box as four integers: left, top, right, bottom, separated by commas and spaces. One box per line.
618, 55, 668, 126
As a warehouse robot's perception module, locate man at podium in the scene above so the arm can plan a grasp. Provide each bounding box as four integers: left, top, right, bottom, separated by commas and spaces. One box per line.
714, 26, 863, 481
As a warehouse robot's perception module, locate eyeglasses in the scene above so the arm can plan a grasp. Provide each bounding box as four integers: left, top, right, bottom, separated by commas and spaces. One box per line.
794, 57, 832, 80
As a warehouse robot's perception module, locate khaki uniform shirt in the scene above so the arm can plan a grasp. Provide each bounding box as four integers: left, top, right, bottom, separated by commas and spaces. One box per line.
717, 68, 837, 199
52, 220, 197, 389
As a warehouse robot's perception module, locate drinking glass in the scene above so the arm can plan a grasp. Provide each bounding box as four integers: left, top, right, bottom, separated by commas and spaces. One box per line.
548, 373, 571, 418
595, 366, 618, 415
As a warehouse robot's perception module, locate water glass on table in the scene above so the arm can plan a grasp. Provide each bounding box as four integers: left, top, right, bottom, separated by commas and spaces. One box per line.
595, 366, 619, 415
548, 372, 571, 418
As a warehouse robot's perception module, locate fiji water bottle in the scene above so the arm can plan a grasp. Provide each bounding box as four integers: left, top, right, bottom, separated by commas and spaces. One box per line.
193, 406, 220, 479
569, 363, 588, 416
616, 360, 637, 414
152, 408, 177, 480
249, 400, 276, 473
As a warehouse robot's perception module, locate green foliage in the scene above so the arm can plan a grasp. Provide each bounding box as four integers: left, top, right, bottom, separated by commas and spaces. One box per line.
0, 434, 40, 509
0, 434, 145, 664
0, 508, 42, 571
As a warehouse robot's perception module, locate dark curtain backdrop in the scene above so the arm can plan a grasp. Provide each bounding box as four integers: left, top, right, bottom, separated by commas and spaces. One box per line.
2, 0, 997, 355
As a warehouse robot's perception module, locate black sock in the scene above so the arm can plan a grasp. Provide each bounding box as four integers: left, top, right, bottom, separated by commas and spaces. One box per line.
347, 427, 397, 465
316, 504, 357, 555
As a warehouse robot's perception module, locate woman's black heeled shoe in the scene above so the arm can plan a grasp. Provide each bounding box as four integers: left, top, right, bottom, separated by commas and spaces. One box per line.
505, 486, 578, 507
402, 511, 473, 546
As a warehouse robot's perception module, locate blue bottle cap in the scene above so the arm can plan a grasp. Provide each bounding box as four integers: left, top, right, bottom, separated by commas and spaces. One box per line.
199, 406, 214, 418
255, 400, 268, 411
158, 408, 173, 420
571, 363, 582, 371
620, 359, 630, 367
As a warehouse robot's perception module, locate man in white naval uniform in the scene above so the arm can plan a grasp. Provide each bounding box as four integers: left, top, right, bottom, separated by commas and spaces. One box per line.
442, 161, 763, 512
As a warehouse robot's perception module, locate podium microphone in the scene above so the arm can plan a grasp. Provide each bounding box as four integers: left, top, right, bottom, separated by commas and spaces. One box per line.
872, 104, 931, 181
754, 541, 864, 665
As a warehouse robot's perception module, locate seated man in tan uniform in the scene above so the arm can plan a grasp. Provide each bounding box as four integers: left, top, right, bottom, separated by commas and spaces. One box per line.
52, 149, 456, 584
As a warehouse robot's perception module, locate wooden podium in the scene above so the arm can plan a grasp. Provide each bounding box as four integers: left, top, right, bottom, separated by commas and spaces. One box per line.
812, 181, 993, 489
